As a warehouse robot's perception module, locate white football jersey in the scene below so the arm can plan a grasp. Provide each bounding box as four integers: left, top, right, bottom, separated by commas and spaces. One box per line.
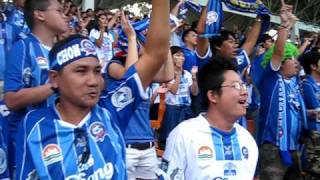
162, 114, 258, 180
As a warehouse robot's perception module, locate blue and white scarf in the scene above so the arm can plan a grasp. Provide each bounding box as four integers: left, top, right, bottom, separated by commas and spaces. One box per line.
275, 75, 307, 165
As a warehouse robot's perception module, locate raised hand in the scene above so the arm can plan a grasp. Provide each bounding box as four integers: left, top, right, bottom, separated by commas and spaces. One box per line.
120, 11, 136, 39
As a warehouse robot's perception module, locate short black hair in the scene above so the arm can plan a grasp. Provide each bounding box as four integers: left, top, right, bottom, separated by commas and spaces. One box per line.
24, 0, 51, 30
260, 34, 273, 43
170, 46, 183, 55
209, 30, 235, 54
181, 28, 197, 42
197, 57, 237, 109
300, 51, 320, 75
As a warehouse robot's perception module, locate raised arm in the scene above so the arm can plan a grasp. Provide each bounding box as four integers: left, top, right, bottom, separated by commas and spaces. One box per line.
108, 12, 138, 80
171, 0, 184, 17
195, 5, 210, 57
152, 50, 175, 83
135, 0, 170, 89
241, 18, 262, 56
271, 1, 296, 69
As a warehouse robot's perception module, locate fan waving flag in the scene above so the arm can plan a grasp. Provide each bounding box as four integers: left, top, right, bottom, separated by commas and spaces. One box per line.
201, 0, 223, 37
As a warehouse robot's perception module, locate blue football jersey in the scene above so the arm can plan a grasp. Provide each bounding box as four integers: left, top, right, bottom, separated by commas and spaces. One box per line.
16, 65, 147, 180
302, 75, 320, 131
182, 46, 211, 72
4, 34, 52, 170
0, 22, 21, 80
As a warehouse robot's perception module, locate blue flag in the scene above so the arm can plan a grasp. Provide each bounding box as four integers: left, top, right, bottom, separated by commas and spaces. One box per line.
201, 0, 223, 38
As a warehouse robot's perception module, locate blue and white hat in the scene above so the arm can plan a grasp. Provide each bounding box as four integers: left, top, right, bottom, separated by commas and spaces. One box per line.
49, 36, 98, 71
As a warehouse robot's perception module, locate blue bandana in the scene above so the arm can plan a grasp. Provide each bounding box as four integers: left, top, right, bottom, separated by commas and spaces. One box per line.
49, 38, 97, 71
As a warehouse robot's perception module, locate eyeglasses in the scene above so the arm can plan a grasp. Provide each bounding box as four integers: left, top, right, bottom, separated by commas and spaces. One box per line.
221, 82, 247, 91
74, 128, 90, 165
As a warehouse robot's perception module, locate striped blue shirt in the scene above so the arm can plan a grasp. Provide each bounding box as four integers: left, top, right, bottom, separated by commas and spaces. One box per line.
16, 65, 147, 179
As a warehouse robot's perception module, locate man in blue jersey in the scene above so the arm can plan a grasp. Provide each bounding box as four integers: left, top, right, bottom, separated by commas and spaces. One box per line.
105, 12, 173, 180
4, 0, 69, 176
161, 57, 258, 179
300, 51, 320, 178
15, 0, 170, 178
256, 1, 305, 179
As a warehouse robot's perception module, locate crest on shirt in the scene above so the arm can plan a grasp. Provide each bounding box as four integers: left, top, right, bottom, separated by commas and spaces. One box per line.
197, 146, 213, 160
223, 162, 237, 176
36, 56, 49, 69
80, 39, 96, 56
206, 11, 218, 25
42, 144, 62, 166
89, 122, 106, 142
242, 146, 249, 159
0, 148, 7, 174
111, 86, 134, 111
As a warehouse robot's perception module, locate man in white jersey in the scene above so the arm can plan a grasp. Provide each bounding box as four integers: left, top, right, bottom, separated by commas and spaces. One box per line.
161, 57, 258, 180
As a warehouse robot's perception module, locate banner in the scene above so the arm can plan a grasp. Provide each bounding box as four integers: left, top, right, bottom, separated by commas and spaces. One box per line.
222, 0, 261, 13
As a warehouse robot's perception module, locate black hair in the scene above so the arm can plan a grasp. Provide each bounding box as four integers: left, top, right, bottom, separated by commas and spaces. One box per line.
181, 28, 197, 42
170, 46, 183, 55
24, 0, 51, 30
300, 51, 320, 75
197, 56, 237, 109
209, 30, 235, 54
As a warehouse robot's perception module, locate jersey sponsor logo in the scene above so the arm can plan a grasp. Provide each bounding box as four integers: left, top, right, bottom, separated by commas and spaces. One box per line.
198, 146, 213, 159
42, 144, 62, 166
111, 86, 134, 111
0, 148, 7, 174
206, 11, 218, 25
89, 122, 106, 142
241, 146, 249, 159
223, 162, 237, 176
80, 39, 96, 56
36, 56, 49, 69
65, 162, 114, 180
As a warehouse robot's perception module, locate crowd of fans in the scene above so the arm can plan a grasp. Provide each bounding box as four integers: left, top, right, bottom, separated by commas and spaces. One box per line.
0, 0, 319, 179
